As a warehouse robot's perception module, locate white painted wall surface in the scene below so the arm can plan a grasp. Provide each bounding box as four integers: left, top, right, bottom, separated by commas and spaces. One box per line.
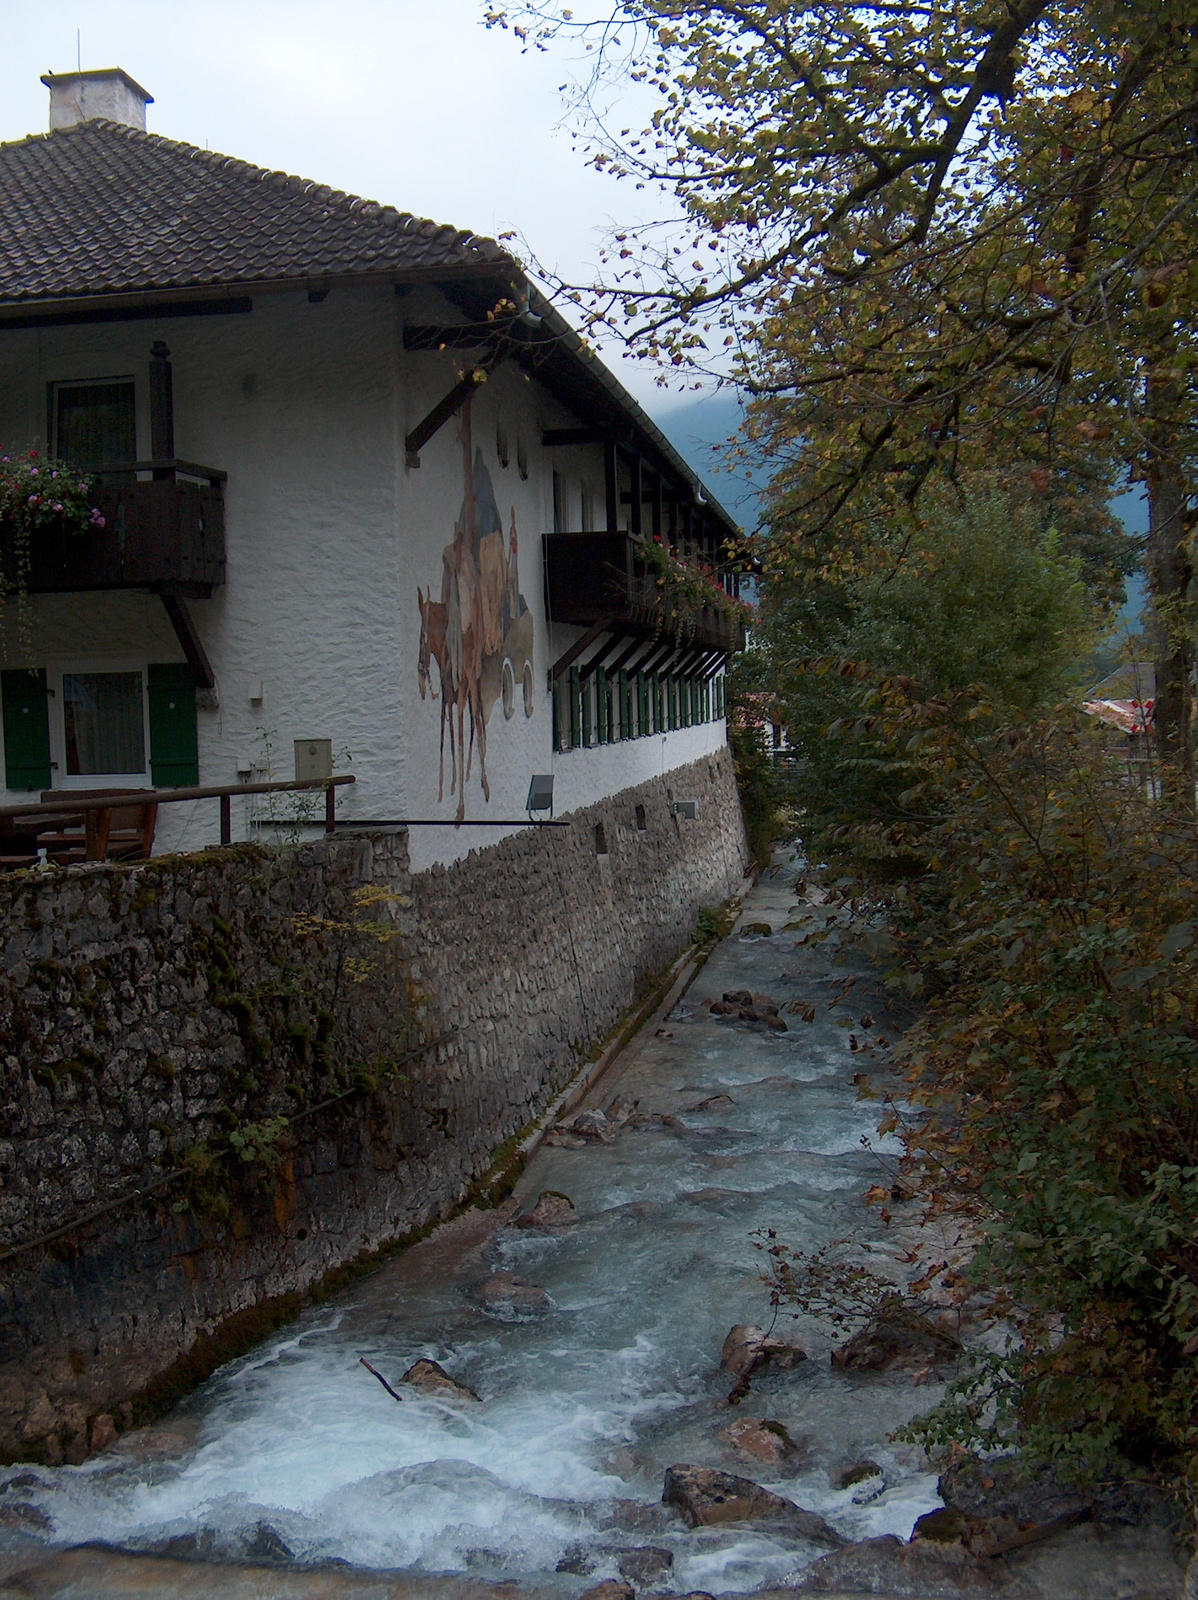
0, 287, 730, 867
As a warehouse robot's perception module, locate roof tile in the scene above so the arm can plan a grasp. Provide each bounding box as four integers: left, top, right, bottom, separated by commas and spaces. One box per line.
0, 119, 515, 304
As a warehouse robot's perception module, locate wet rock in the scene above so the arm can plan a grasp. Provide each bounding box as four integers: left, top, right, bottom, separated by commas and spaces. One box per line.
835, 1459, 883, 1489
572, 1108, 617, 1143
719, 1416, 796, 1465
544, 1129, 587, 1149
741, 922, 774, 937
625, 1112, 686, 1132
515, 1190, 577, 1229
579, 1582, 635, 1600
688, 1093, 734, 1111
0, 1500, 51, 1531
723, 989, 754, 1005
710, 989, 788, 1030
939, 1452, 1162, 1529
662, 1464, 844, 1545
111, 1426, 196, 1461
401, 1358, 480, 1402
594, 1498, 681, 1536
559, 1545, 675, 1582
244, 1521, 293, 1562
471, 1270, 553, 1321
793, 1533, 1007, 1594
721, 1323, 809, 1377
88, 1413, 118, 1452
605, 1095, 640, 1125
831, 1294, 961, 1371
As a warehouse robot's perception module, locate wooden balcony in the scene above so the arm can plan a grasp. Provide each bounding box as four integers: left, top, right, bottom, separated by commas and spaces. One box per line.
1, 461, 226, 598
543, 530, 746, 654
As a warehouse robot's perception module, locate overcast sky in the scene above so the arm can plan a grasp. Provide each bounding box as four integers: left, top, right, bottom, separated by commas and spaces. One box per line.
0, 0, 692, 414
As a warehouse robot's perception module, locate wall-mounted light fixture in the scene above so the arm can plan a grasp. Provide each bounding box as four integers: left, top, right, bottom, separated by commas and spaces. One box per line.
673, 799, 699, 821
527, 774, 555, 816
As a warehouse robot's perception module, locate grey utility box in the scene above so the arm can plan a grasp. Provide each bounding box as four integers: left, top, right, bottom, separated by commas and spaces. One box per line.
294, 739, 333, 783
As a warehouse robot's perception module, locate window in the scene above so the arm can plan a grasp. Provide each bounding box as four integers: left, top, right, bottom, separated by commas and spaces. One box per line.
594, 821, 608, 856
635, 804, 647, 831
53, 379, 136, 466
63, 672, 146, 775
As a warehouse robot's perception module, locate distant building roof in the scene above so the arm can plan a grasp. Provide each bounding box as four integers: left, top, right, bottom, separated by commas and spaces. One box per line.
0, 119, 513, 306
1087, 661, 1155, 701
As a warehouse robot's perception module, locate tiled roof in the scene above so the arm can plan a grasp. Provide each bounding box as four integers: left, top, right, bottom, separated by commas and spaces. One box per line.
0, 119, 515, 305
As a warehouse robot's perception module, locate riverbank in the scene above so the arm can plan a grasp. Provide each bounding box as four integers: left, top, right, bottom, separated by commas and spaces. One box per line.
0, 859, 1186, 1599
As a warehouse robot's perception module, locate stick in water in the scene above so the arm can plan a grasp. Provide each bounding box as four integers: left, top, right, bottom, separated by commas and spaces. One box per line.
360, 1357, 404, 1402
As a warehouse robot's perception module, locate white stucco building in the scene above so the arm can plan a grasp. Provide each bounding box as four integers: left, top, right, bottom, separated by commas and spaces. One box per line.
0, 69, 746, 869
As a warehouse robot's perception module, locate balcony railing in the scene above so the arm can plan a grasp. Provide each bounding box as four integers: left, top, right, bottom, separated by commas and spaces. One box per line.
1, 459, 226, 597
543, 530, 746, 654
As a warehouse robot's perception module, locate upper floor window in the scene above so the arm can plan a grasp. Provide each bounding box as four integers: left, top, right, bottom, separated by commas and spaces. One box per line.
53, 378, 136, 467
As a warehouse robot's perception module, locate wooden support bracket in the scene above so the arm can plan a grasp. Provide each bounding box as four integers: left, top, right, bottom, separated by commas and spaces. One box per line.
405, 351, 503, 467
160, 591, 217, 704
548, 616, 614, 686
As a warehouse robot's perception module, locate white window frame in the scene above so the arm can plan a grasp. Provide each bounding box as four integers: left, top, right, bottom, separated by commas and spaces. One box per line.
46, 656, 152, 790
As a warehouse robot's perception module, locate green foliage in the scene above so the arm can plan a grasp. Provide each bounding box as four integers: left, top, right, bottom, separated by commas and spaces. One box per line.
822, 680, 1198, 1473
763, 485, 1097, 874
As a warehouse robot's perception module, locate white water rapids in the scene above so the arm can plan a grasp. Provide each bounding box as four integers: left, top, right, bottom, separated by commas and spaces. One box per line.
0, 860, 945, 1594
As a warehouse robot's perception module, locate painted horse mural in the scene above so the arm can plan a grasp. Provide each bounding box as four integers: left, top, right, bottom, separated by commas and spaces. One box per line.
416, 400, 534, 821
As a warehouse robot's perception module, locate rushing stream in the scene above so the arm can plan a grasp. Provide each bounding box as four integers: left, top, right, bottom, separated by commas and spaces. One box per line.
0, 860, 945, 1595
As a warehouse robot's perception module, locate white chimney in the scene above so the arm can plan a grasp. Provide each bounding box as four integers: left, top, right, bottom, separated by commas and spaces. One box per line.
41, 68, 153, 132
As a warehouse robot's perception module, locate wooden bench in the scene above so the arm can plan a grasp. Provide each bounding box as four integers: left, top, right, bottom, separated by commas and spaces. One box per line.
0, 790, 158, 867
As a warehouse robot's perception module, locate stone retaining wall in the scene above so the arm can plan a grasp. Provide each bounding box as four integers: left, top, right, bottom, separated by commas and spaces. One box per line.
0, 749, 748, 1464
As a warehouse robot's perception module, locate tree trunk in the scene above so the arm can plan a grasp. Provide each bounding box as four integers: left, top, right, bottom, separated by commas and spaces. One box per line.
1144, 360, 1193, 810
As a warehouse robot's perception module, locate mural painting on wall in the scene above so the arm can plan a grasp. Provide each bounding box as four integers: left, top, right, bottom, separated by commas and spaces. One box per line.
417, 400, 534, 821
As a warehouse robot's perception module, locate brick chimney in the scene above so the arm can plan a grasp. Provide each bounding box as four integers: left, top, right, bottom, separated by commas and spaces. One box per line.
41, 68, 153, 132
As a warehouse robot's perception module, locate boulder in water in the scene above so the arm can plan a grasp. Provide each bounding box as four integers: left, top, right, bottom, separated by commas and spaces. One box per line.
579, 1583, 635, 1600
721, 1323, 808, 1378
544, 1129, 587, 1149
834, 1459, 883, 1489
662, 1464, 844, 1545
401, 1358, 480, 1402
471, 1270, 553, 1321
689, 1093, 735, 1111
605, 1094, 640, 1125
514, 1190, 577, 1229
831, 1295, 961, 1371
741, 922, 774, 937
89, 1413, 118, 1453
572, 1107, 617, 1143
793, 1533, 1000, 1593
719, 1416, 796, 1465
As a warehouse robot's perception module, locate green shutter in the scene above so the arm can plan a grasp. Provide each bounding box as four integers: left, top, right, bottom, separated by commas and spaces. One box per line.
1, 669, 51, 791
147, 663, 198, 787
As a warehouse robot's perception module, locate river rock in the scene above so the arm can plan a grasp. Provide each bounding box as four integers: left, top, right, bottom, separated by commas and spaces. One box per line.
689, 1093, 734, 1111
831, 1294, 961, 1371
939, 1451, 1161, 1529
579, 1582, 635, 1600
793, 1533, 1005, 1594
721, 1323, 808, 1377
89, 1413, 118, 1452
719, 1416, 795, 1464
401, 1359, 480, 1402
835, 1459, 883, 1489
661, 1465, 844, 1545
515, 1190, 577, 1229
605, 1095, 640, 1125
626, 1111, 686, 1131
572, 1108, 617, 1143
741, 922, 774, 937
559, 1545, 675, 1582
544, 1129, 587, 1148
471, 1270, 553, 1320
111, 1425, 197, 1461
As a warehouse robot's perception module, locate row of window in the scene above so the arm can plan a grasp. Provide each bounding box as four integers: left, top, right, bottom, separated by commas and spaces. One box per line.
1, 665, 198, 791
553, 665, 726, 752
